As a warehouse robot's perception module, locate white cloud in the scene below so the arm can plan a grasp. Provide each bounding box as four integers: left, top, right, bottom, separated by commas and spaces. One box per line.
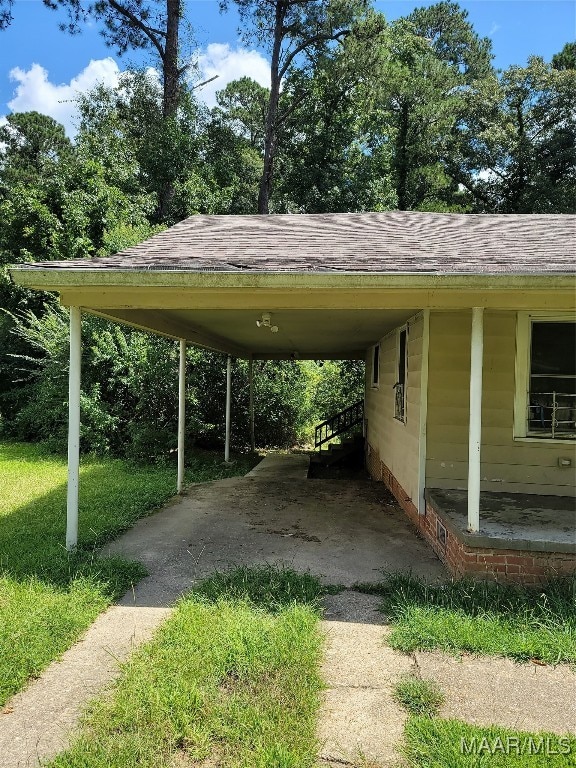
6, 58, 121, 135
195, 43, 270, 108
2, 46, 269, 134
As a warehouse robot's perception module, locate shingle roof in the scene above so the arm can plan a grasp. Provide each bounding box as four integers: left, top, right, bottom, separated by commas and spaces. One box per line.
17, 211, 576, 275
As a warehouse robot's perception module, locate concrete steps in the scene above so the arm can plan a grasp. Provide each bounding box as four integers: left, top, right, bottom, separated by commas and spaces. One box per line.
311, 434, 364, 468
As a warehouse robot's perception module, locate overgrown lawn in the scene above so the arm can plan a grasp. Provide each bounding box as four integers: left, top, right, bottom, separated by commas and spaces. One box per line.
0, 440, 255, 705
47, 567, 324, 768
356, 573, 576, 664
403, 717, 576, 767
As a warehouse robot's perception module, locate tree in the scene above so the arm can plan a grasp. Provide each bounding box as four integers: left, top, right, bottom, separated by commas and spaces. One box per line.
552, 42, 576, 71
222, 0, 370, 213
37, 0, 195, 219
0, 112, 72, 186
214, 77, 269, 151
2, 0, 194, 219
45, 0, 185, 117
0, 109, 159, 423
0, 0, 12, 29
451, 56, 576, 212
76, 71, 216, 223
365, 3, 494, 211
274, 50, 396, 212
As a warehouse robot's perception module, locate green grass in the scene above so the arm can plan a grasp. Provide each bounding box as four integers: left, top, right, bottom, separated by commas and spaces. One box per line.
46, 567, 325, 768
355, 573, 576, 664
402, 717, 576, 767
393, 676, 445, 718
0, 440, 256, 706
193, 563, 342, 611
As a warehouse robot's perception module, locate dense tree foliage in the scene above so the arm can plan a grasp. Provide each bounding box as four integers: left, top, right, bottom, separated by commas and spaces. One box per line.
1, 1, 574, 457
450, 56, 576, 212
222, 0, 372, 212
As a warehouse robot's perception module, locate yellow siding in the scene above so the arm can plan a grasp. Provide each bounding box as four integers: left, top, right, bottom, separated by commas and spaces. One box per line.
365, 313, 424, 505
426, 310, 576, 496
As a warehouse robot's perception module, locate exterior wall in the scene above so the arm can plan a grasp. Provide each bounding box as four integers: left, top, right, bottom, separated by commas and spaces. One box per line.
365, 450, 576, 582
426, 310, 576, 496
365, 313, 424, 510
364, 307, 575, 584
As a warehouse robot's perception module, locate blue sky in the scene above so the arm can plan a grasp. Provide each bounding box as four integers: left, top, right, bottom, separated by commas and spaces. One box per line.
0, 1, 574, 133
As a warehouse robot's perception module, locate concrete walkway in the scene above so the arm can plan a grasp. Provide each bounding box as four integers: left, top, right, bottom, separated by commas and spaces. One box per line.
416, 651, 576, 735
246, 452, 310, 480
318, 591, 576, 768
2, 456, 572, 768
319, 591, 412, 767
0, 455, 442, 767
0, 605, 169, 768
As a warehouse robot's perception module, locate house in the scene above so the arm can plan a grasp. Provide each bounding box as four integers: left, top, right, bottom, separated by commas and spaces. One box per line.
9, 211, 576, 583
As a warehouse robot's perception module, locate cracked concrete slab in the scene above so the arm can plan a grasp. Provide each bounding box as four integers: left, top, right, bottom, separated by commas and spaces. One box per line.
319, 592, 412, 767
415, 651, 576, 736
0, 605, 170, 768
104, 475, 445, 607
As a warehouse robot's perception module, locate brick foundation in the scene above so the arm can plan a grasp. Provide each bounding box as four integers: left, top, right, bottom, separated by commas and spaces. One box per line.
366, 443, 576, 584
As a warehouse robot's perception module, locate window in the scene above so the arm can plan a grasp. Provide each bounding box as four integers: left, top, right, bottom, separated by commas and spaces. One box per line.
394, 327, 407, 422
515, 316, 576, 440
371, 344, 380, 387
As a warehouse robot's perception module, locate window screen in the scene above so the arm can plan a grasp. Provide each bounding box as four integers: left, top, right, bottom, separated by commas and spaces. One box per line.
528, 321, 576, 438
394, 328, 407, 421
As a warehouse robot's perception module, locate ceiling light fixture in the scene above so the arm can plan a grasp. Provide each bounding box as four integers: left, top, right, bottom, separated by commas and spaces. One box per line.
256, 312, 279, 333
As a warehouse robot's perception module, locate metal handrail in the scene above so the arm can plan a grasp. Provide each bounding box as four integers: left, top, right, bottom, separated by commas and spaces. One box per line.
315, 400, 364, 449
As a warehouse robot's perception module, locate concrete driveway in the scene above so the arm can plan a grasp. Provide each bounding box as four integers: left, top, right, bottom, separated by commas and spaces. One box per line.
105, 455, 445, 606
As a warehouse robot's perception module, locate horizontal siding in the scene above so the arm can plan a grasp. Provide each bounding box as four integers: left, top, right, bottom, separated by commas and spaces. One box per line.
365, 313, 424, 504
427, 460, 573, 485
426, 310, 576, 495
429, 477, 576, 497
429, 442, 576, 466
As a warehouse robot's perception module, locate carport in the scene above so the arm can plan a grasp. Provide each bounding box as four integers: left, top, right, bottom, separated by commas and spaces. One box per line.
9, 213, 426, 549
104, 454, 445, 606
9, 211, 575, 565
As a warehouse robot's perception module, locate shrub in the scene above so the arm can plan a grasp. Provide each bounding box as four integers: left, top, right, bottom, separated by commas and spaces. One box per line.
3, 307, 322, 456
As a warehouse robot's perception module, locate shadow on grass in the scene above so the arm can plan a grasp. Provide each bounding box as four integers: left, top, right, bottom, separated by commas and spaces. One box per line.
190, 564, 342, 614
0, 461, 174, 597
0, 444, 257, 705
0, 445, 259, 596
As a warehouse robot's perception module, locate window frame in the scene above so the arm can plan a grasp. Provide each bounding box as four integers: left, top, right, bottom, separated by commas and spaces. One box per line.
394, 325, 408, 424
514, 312, 576, 443
371, 343, 380, 388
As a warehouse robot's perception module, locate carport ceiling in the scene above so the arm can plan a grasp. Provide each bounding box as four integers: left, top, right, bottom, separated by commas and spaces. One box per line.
90, 308, 419, 359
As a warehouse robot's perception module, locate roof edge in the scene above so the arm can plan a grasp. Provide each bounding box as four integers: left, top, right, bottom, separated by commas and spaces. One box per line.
9, 267, 576, 292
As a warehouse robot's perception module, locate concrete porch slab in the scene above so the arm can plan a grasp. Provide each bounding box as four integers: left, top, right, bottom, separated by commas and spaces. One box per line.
426, 489, 576, 553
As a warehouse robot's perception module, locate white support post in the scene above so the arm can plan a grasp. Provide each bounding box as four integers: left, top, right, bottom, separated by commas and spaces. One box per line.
417, 309, 430, 514
225, 354, 232, 462
467, 307, 484, 533
66, 306, 81, 551
177, 339, 186, 494
248, 355, 255, 453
